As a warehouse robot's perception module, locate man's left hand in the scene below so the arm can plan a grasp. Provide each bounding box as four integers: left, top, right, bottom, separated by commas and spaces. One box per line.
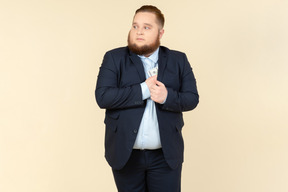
150, 80, 167, 104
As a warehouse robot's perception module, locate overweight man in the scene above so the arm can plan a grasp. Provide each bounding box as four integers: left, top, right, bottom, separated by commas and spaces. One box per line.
95, 5, 199, 192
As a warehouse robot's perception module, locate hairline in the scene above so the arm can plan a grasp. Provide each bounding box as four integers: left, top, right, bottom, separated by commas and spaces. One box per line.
133, 11, 163, 29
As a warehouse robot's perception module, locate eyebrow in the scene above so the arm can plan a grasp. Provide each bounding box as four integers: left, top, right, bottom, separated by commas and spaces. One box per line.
133, 22, 153, 27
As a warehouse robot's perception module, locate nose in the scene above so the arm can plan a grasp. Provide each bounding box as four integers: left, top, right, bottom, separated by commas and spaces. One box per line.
137, 28, 143, 35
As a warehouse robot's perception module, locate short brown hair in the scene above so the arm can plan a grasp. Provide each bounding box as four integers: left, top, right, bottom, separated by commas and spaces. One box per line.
135, 5, 165, 29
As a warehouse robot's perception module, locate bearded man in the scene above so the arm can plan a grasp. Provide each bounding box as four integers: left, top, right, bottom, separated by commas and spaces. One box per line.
95, 5, 199, 192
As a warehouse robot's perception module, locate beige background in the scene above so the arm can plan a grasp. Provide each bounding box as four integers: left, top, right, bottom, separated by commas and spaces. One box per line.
1, 0, 288, 191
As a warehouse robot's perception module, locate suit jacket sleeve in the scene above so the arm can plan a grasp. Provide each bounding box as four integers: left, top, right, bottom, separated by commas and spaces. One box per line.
95, 51, 144, 109
160, 53, 199, 112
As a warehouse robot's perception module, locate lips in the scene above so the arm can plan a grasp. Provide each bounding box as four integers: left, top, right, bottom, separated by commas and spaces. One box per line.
136, 38, 144, 41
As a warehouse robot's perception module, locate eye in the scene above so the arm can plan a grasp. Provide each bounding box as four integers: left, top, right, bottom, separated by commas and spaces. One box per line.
144, 26, 150, 30
133, 25, 138, 29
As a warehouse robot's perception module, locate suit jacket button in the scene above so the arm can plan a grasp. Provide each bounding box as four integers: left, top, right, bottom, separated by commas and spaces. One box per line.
133, 129, 138, 134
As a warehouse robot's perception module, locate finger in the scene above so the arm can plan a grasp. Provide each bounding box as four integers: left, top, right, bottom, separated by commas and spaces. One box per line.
155, 80, 164, 87
149, 75, 157, 81
151, 84, 158, 89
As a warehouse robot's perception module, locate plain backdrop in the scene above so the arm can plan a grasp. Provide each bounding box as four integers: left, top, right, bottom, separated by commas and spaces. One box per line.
1, 0, 288, 191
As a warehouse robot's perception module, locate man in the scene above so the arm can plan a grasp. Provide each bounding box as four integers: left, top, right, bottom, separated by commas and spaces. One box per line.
95, 5, 199, 192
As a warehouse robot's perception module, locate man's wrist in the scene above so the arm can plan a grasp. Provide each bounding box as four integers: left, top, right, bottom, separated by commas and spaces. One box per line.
160, 91, 168, 104
140, 82, 151, 100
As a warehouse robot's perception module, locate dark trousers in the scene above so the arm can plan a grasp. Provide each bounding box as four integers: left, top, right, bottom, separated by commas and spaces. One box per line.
112, 149, 182, 192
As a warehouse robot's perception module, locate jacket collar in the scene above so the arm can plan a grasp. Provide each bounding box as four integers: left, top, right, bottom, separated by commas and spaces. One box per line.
129, 49, 146, 82
157, 46, 168, 82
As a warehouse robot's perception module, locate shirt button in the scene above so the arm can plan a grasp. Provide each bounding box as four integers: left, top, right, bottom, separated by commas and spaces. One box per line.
133, 129, 138, 134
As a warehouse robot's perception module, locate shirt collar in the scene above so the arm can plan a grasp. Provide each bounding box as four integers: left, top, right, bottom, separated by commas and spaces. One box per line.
138, 47, 159, 64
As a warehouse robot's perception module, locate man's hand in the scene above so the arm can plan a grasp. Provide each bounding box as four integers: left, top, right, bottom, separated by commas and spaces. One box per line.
150, 81, 167, 104
145, 76, 167, 104
145, 75, 157, 90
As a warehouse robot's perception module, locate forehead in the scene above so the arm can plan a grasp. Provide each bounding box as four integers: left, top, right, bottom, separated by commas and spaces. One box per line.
133, 12, 157, 25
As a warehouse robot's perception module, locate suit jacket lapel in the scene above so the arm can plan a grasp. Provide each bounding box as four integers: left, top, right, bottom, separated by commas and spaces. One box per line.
129, 50, 146, 82
128, 47, 168, 82
157, 47, 168, 82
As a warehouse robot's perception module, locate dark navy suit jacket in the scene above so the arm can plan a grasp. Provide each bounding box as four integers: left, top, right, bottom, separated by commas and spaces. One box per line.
95, 46, 199, 170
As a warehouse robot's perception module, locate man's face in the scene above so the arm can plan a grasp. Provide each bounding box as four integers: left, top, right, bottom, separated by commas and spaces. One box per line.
128, 12, 164, 56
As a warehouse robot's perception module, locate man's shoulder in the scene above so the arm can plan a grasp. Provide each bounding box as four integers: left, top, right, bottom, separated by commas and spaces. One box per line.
104, 46, 187, 58
160, 46, 187, 58
106, 46, 129, 57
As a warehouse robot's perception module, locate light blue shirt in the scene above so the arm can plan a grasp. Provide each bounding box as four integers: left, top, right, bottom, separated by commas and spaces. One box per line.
133, 48, 162, 150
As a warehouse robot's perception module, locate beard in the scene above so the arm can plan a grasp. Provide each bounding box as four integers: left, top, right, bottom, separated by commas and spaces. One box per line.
127, 31, 160, 56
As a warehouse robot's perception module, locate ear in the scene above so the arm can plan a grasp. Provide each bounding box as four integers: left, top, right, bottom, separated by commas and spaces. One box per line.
159, 29, 165, 39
